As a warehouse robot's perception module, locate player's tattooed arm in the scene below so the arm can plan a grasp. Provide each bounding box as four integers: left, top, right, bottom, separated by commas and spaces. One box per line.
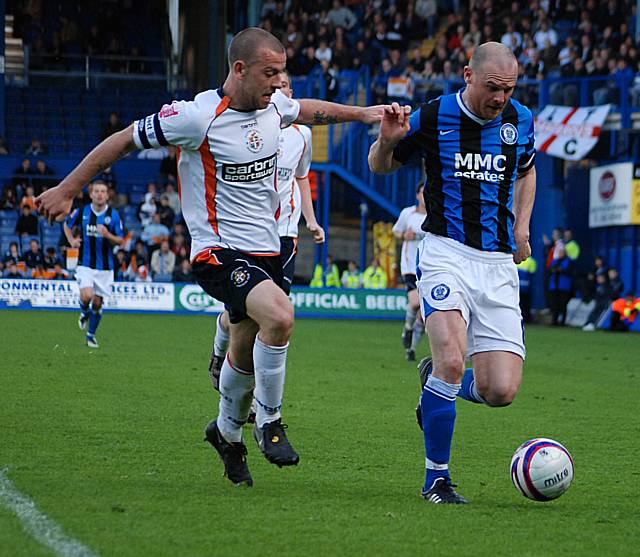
312, 111, 339, 125
296, 99, 385, 126
36, 125, 139, 222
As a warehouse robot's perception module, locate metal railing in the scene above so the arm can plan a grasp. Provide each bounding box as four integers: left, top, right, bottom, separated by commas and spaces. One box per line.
9, 50, 186, 91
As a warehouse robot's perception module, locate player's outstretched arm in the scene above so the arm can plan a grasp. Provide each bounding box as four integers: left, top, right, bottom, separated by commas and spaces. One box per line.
35, 125, 138, 222
513, 166, 536, 264
297, 176, 324, 243
296, 99, 385, 125
368, 103, 412, 174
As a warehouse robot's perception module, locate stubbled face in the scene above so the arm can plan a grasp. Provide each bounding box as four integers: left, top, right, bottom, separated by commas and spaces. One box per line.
239, 48, 287, 110
91, 184, 109, 207
464, 60, 518, 120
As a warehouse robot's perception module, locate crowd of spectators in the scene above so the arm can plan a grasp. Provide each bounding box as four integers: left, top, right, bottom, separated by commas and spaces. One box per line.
260, 0, 640, 107
539, 225, 637, 331
11, 0, 160, 73
0, 148, 193, 284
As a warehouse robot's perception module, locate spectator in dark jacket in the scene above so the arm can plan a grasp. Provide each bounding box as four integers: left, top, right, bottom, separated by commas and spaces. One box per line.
159, 146, 178, 183
3, 242, 22, 265
582, 272, 612, 331
33, 159, 56, 192
12, 158, 34, 191
15, 205, 39, 236
102, 112, 125, 140
172, 259, 193, 282
548, 246, 573, 326
157, 195, 176, 229
607, 267, 624, 300
1, 187, 17, 209
24, 239, 45, 269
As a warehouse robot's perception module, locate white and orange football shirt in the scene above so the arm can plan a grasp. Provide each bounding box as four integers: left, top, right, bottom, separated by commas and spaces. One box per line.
132, 88, 300, 259
276, 124, 312, 238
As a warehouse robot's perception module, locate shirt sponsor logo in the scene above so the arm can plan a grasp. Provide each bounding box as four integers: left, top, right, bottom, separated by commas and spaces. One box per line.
245, 129, 264, 153
454, 152, 508, 182
241, 120, 258, 129
159, 103, 180, 118
85, 224, 101, 237
222, 153, 277, 183
500, 123, 518, 145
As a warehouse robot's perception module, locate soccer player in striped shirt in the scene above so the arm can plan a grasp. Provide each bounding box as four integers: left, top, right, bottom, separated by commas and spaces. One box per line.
37, 27, 385, 487
64, 180, 124, 348
369, 42, 536, 504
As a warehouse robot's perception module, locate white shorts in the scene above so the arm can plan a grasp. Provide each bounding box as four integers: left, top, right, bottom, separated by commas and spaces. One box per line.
75, 266, 114, 299
416, 233, 525, 359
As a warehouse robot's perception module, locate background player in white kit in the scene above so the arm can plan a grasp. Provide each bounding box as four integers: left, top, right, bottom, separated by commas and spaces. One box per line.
392, 182, 427, 362
209, 70, 325, 421
36, 27, 386, 487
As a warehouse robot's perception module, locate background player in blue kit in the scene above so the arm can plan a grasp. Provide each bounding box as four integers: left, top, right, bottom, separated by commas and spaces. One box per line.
369, 42, 537, 504
64, 180, 124, 348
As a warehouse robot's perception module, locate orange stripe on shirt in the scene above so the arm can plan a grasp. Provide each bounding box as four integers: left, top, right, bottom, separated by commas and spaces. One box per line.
199, 96, 231, 237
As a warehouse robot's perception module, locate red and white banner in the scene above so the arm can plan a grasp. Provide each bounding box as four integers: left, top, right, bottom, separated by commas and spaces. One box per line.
534, 104, 611, 161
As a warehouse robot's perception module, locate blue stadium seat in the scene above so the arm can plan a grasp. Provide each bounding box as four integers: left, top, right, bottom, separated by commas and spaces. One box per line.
129, 192, 144, 205
0, 210, 18, 226
1, 233, 20, 252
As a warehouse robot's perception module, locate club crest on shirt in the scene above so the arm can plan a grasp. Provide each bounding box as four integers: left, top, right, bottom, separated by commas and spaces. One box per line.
245, 129, 264, 153
431, 283, 450, 301
500, 123, 518, 145
104, 216, 111, 225
231, 267, 250, 288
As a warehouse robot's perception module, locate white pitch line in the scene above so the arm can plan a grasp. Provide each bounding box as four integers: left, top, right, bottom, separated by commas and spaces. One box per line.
0, 468, 99, 557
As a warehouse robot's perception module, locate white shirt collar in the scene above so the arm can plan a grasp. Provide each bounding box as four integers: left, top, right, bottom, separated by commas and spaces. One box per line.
456, 89, 493, 126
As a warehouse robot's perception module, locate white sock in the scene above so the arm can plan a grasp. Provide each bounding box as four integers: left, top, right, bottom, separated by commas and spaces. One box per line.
411, 321, 425, 351
253, 336, 288, 428
404, 307, 418, 330
213, 313, 230, 358
216, 356, 255, 442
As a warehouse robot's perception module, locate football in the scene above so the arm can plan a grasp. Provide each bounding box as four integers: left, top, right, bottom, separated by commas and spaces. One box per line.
510, 438, 574, 501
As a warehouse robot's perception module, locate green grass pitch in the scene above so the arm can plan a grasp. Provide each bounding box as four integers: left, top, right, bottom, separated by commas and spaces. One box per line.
0, 310, 639, 556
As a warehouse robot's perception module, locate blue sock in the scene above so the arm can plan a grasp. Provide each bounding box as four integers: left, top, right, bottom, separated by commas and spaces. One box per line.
421, 375, 460, 491
88, 306, 102, 335
80, 300, 90, 318
458, 368, 486, 404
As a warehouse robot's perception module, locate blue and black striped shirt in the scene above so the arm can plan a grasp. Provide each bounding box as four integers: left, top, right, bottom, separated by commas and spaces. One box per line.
66, 204, 124, 270
393, 90, 536, 253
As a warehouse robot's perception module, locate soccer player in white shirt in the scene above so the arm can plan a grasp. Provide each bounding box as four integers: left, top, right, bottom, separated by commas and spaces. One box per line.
36, 27, 386, 487
392, 182, 427, 361
209, 70, 325, 421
